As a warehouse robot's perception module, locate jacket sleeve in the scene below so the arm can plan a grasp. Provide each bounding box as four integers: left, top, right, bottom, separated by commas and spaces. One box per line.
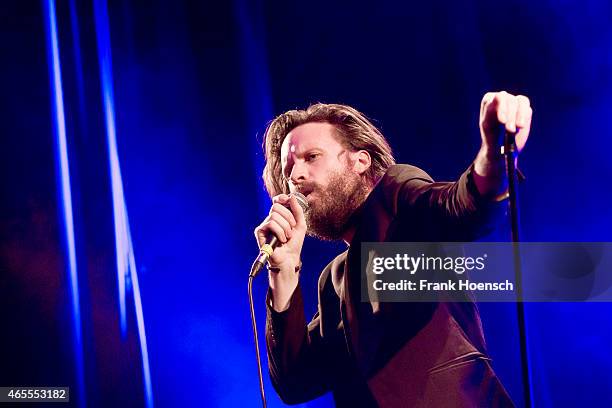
265, 283, 333, 405
394, 163, 507, 241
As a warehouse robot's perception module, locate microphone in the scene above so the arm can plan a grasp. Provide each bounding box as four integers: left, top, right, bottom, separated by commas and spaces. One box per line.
250, 192, 309, 277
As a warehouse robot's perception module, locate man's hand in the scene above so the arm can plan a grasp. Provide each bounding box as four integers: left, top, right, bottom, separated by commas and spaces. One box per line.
254, 194, 307, 311
480, 91, 532, 154
474, 91, 533, 197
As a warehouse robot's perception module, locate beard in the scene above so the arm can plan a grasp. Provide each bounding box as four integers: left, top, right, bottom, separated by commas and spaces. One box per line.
302, 167, 371, 241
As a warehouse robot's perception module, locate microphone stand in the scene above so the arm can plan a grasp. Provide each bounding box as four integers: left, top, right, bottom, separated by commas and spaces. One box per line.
502, 130, 532, 408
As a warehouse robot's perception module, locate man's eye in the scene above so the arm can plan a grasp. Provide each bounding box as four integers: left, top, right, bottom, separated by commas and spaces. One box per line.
306, 153, 320, 162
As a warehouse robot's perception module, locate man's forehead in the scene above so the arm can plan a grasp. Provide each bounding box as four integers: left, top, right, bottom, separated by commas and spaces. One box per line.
281, 122, 338, 156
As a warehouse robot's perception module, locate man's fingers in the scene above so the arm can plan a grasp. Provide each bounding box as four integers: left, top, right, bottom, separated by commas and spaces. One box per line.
254, 224, 270, 247
516, 95, 531, 129
258, 219, 289, 244
270, 203, 297, 228
287, 195, 306, 228
515, 108, 532, 152
504, 95, 518, 133
262, 193, 306, 245
494, 91, 507, 124
255, 227, 266, 248
272, 194, 290, 205
482, 92, 531, 133
269, 212, 292, 241
480, 92, 500, 132
513, 95, 532, 152
492, 91, 518, 132
480, 92, 495, 118
254, 202, 294, 246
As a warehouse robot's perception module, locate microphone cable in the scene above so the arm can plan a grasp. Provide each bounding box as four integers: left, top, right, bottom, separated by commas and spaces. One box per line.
248, 268, 267, 408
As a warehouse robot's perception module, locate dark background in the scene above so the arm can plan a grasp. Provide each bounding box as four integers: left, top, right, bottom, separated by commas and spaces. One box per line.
1, 0, 611, 406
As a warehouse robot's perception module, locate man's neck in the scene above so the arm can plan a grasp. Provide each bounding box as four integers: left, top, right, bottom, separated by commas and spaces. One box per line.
342, 227, 356, 246
341, 181, 379, 246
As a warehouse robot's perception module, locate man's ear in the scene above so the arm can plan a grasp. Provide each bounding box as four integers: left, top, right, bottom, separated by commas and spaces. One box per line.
351, 150, 371, 175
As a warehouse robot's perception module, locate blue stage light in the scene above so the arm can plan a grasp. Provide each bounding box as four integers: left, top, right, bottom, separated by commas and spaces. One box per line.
43, 0, 86, 406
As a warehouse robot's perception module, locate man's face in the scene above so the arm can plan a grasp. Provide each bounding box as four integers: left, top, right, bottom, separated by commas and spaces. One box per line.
280, 122, 370, 241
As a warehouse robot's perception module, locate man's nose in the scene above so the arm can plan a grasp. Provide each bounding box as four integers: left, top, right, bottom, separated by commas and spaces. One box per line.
289, 161, 307, 184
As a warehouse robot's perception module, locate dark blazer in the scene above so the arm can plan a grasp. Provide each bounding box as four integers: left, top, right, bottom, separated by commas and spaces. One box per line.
266, 164, 515, 407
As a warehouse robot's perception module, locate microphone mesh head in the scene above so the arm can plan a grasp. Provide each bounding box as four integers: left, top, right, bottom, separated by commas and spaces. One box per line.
292, 192, 309, 213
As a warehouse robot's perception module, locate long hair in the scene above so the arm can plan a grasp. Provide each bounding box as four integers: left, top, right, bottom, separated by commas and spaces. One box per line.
261, 103, 395, 197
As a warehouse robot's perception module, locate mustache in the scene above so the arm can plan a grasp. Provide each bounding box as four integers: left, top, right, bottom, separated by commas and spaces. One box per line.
296, 182, 319, 196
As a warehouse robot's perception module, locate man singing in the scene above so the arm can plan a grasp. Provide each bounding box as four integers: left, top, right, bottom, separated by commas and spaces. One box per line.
254, 92, 532, 407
